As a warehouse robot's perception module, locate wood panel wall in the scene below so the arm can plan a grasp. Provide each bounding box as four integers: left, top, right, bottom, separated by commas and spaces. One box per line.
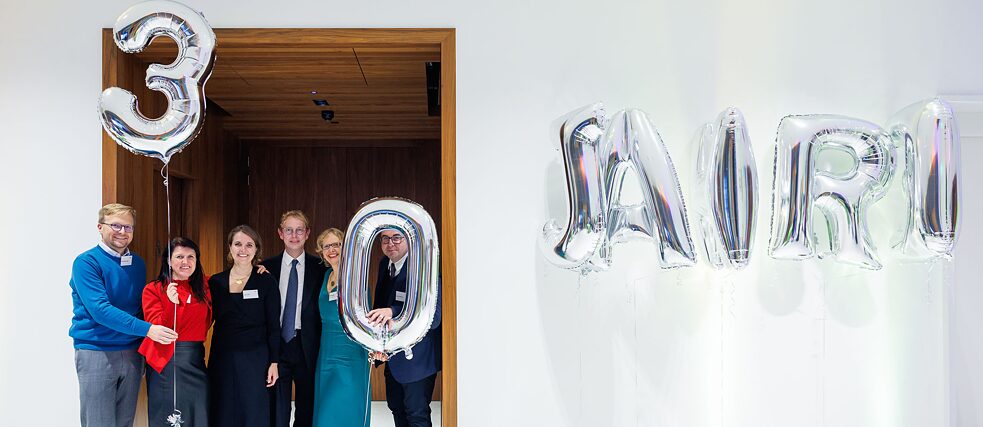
246, 141, 442, 401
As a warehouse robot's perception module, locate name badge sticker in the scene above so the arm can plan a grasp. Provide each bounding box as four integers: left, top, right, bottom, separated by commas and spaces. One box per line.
395, 291, 407, 302
120, 255, 133, 266
242, 289, 259, 299
329, 291, 338, 301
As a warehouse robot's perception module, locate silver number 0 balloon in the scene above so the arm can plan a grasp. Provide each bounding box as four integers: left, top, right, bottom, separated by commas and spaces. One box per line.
98, 0, 216, 163
339, 198, 440, 358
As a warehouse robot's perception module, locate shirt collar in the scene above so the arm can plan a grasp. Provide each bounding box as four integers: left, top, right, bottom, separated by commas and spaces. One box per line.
390, 253, 408, 274
282, 252, 305, 267
98, 241, 129, 258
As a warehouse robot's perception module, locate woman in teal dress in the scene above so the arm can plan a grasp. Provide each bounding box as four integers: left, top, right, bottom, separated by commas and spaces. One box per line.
313, 228, 371, 427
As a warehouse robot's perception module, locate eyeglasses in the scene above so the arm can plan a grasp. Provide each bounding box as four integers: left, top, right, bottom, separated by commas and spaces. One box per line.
281, 227, 308, 236
101, 223, 134, 233
380, 235, 405, 245
322, 242, 341, 250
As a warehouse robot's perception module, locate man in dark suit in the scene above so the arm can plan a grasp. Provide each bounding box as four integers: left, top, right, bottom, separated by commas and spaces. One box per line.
368, 228, 442, 427
261, 210, 326, 427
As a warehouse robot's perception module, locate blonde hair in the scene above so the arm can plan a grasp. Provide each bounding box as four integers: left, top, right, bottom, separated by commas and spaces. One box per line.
279, 210, 311, 230
99, 203, 136, 223
316, 228, 345, 264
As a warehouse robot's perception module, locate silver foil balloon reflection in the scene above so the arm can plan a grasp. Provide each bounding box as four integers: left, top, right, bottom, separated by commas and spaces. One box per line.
98, 0, 216, 164
693, 108, 758, 269
598, 109, 696, 269
541, 104, 607, 271
339, 198, 440, 356
769, 115, 896, 269
888, 98, 961, 258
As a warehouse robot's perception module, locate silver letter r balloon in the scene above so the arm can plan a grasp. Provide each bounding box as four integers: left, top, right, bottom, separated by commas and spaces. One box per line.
769, 115, 896, 269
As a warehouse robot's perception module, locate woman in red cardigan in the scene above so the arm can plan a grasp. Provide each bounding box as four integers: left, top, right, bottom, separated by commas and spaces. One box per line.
139, 237, 212, 427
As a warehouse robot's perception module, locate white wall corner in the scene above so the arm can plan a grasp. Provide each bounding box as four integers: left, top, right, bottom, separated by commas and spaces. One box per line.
941, 95, 983, 140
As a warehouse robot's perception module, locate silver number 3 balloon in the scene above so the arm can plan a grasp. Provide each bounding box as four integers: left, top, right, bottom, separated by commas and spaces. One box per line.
98, 0, 216, 164
339, 198, 440, 358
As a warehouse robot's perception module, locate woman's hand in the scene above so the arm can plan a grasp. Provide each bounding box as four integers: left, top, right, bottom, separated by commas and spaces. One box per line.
256, 265, 269, 274
366, 308, 394, 328
266, 363, 279, 387
166, 283, 180, 304
369, 351, 389, 362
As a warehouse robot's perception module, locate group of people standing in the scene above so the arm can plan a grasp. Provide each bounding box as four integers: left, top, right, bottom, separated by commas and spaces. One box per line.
69, 203, 442, 427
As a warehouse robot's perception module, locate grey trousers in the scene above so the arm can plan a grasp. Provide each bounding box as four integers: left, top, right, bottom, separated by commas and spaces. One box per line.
75, 348, 144, 427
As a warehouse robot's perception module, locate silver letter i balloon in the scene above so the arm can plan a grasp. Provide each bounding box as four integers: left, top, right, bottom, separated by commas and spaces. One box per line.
338, 198, 440, 358
887, 97, 961, 259
769, 115, 896, 269
693, 108, 758, 269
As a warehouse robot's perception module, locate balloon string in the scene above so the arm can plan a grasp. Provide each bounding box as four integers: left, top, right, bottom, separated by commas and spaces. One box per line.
161, 163, 179, 423
363, 357, 372, 427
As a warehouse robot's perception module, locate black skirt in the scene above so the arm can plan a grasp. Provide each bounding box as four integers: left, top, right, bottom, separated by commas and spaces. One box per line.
147, 342, 209, 427
209, 346, 272, 427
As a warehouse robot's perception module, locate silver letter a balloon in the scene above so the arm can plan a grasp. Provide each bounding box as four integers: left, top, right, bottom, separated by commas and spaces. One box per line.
98, 0, 216, 164
597, 109, 696, 269
339, 198, 440, 358
769, 115, 896, 269
693, 108, 758, 269
887, 97, 961, 259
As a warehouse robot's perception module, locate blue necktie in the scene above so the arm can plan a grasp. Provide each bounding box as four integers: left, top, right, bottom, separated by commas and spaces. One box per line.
281, 259, 299, 342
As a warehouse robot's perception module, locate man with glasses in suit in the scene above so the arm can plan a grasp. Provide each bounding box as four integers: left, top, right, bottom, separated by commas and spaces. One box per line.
262, 210, 327, 427
368, 229, 442, 427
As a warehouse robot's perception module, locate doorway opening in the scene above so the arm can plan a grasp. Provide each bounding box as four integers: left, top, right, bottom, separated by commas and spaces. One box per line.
102, 28, 457, 427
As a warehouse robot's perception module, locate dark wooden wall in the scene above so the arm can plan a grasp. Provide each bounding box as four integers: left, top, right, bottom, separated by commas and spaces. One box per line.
245, 140, 442, 400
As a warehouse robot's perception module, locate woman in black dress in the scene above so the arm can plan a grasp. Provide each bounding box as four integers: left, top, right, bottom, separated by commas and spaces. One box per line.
208, 225, 282, 427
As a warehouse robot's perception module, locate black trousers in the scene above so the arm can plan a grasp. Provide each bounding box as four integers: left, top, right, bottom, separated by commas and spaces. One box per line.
384, 367, 437, 427
274, 336, 315, 427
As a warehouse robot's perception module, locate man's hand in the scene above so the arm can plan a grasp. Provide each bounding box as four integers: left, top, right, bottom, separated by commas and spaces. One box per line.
366, 308, 394, 328
266, 363, 279, 387
147, 324, 178, 344
257, 265, 269, 275
369, 351, 389, 362
166, 283, 180, 304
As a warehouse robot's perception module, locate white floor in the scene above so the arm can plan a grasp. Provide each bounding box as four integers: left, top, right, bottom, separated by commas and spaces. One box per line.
291, 401, 442, 426
370, 401, 442, 427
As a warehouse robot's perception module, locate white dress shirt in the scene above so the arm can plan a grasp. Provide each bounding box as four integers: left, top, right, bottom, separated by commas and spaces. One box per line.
389, 253, 408, 276
279, 252, 306, 330
98, 241, 130, 258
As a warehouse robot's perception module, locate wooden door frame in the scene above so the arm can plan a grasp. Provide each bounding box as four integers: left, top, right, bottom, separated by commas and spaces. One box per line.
102, 28, 458, 426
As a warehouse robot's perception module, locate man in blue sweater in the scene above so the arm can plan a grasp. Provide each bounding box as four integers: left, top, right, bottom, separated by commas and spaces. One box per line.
69, 203, 178, 427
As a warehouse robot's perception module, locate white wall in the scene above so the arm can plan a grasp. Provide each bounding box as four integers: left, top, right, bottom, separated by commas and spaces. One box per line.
2, 0, 982, 425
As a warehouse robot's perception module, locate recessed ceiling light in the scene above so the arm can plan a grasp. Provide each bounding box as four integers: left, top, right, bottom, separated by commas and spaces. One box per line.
310, 90, 318, 95
313, 99, 329, 106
